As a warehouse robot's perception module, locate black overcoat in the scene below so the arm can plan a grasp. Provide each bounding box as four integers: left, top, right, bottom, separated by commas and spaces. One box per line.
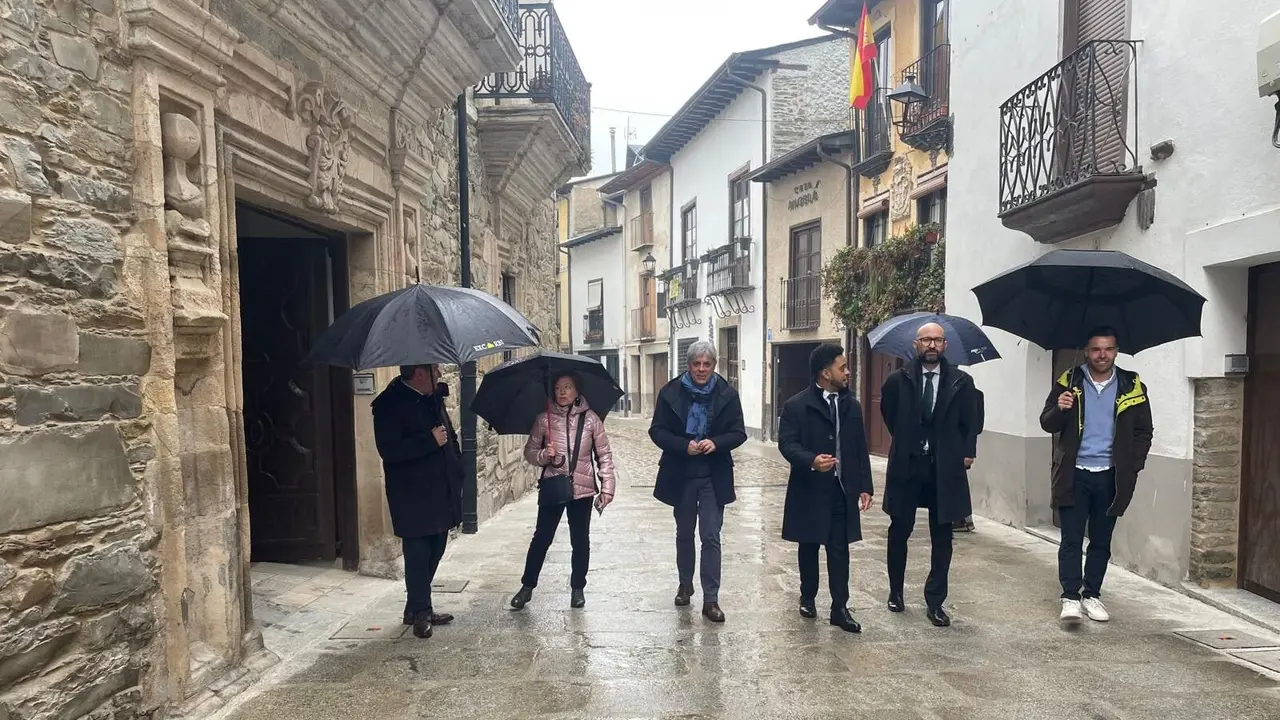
648, 374, 748, 508
880, 358, 976, 524
778, 386, 875, 544
371, 379, 464, 538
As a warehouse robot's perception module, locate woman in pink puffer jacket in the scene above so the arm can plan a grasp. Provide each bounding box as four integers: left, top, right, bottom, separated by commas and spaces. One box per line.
510, 371, 616, 611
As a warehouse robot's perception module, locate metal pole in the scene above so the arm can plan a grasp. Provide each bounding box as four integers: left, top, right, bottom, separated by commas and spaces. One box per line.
457, 92, 478, 534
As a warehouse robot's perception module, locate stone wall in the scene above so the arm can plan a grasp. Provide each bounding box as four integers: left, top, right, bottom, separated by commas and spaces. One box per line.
0, 2, 161, 720
770, 37, 851, 157
1189, 378, 1245, 586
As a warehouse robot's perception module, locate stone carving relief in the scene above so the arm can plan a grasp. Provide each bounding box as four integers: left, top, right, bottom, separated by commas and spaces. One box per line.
161, 111, 226, 349
299, 83, 354, 214
889, 156, 913, 222
403, 205, 419, 282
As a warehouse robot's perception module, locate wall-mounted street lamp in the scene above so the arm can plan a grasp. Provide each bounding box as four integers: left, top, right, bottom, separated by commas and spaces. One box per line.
887, 73, 929, 109
642, 251, 656, 275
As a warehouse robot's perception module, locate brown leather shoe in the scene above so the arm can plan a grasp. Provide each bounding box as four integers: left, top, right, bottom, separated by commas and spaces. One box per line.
702, 602, 725, 623
674, 584, 693, 607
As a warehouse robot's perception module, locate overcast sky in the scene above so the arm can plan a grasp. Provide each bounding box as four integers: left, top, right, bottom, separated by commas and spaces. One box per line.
551, 0, 828, 179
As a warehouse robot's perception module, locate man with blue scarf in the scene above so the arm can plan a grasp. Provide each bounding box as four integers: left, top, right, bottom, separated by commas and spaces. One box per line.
650, 340, 747, 623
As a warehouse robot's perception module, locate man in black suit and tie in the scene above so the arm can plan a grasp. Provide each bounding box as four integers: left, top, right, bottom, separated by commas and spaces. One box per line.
880, 322, 977, 627
778, 343, 874, 633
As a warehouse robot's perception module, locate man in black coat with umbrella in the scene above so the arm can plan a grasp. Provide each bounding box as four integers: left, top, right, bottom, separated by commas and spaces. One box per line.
880, 322, 977, 627
778, 343, 874, 632
371, 364, 463, 639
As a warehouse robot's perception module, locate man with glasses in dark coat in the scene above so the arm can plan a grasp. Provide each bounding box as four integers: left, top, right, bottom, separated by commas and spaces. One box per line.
880, 322, 977, 627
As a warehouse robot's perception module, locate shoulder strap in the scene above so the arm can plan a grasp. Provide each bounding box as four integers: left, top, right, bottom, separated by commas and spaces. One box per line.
568, 413, 587, 471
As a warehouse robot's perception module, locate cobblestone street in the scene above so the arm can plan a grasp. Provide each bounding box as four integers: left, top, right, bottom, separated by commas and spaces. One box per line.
214, 418, 1280, 720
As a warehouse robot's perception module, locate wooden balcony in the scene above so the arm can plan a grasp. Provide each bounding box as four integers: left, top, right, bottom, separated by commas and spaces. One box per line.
631, 305, 656, 340
629, 212, 654, 251
897, 44, 952, 153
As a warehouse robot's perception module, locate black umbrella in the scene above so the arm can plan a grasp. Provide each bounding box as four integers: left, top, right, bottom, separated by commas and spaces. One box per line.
867, 311, 1000, 366
971, 249, 1206, 354
471, 350, 624, 435
305, 284, 540, 369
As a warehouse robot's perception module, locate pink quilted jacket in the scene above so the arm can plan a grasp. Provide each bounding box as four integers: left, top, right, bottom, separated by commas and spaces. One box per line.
524, 401, 616, 500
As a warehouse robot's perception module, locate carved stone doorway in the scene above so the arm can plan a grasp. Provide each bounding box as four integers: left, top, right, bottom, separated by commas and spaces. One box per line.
236, 203, 359, 569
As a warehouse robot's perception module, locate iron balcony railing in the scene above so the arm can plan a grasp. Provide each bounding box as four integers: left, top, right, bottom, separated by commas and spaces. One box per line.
999, 40, 1140, 213
474, 2, 591, 153
899, 44, 951, 138
707, 250, 751, 295
631, 305, 656, 340
852, 87, 892, 167
664, 267, 699, 306
583, 308, 603, 344
782, 275, 822, 331
492, 0, 520, 40
629, 212, 654, 251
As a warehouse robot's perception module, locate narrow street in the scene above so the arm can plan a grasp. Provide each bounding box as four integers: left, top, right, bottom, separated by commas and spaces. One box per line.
214, 418, 1280, 720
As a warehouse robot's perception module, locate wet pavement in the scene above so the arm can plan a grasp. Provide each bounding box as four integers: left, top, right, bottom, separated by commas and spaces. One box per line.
214, 418, 1280, 720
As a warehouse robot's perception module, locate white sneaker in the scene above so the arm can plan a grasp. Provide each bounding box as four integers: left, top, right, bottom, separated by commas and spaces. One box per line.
1059, 598, 1083, 622
1081, 597, 1110, 622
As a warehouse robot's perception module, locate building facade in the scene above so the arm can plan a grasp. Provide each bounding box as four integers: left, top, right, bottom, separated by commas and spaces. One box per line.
559, 174, 625, 391
603, 161, 672, 417
811, 0, 953, 455
636, 35, 851, 437
0, 1, 586, 718
947, 0, 1280, 603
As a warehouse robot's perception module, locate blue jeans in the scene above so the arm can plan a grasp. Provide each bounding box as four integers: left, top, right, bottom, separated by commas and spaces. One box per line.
1058, 468, 1118, 601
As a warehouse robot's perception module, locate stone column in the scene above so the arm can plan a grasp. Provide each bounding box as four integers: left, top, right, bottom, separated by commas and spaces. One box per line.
1189, 378, 1245, 586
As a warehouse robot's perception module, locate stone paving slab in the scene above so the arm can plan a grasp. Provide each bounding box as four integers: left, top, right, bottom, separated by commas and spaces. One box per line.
1233, 649, 1280, 674
212, 418, 1280, 720
1176, 628, 1280, 650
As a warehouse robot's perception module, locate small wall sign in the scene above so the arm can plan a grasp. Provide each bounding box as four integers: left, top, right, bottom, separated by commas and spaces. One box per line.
788, 180, 820, 211
352, 372, 376, 395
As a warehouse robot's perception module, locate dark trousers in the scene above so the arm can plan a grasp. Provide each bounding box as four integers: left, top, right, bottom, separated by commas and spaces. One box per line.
799, 479, 850, 611
1058, 468, 1118, 600
521, 496, 594, 589
403, 533, 448, 616
675, 474, 723, 603
886, 457, 954, 610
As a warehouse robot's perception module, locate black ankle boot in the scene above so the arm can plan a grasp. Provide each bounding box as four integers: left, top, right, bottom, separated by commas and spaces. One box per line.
570, 589, 585, 608
510, 586, 533, 610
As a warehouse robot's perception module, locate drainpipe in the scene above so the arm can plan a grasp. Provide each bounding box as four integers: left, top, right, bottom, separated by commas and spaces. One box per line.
727, 68, 769, 439
561, 245, 572, 353
457, 92, 478, 535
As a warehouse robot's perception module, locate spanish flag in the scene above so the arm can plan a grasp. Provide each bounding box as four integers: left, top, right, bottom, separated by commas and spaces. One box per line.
849, 3, 877, 110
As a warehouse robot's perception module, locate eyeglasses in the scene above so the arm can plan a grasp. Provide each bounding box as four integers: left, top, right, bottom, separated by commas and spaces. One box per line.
917, 337, 945, 346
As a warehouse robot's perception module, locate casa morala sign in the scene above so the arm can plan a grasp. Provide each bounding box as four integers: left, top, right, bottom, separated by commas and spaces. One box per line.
789, 180, 819, 212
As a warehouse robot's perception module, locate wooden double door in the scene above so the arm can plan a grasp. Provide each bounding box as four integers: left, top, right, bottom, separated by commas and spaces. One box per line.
1243, 263, 1280, 600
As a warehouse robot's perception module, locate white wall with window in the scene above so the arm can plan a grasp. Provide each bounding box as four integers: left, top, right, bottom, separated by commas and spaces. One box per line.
567, 231, 625, 352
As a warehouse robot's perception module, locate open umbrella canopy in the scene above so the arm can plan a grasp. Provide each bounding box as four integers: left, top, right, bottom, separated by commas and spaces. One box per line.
868, 311, 1000, 366
471, 350, 624, 435
972, 249, 1206, 354
305, 284, 540, 369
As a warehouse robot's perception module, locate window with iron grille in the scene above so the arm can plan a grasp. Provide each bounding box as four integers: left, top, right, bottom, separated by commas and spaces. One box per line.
501, 272, 516, 360
721, 327, 739, 390
681, 203, 697, 264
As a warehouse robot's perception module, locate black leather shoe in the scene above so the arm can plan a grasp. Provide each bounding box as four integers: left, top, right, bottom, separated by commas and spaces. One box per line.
570, 589, 585, 608
702, 602, 725, 623
411, 610, 433, 639
430, 612, 454, 626
510, 586, 533, 610
887, 593, 905, 613
927, 608, 952, 627
830, 607, 862, 633
674, 584, 693, 607
798, 601, 817, 619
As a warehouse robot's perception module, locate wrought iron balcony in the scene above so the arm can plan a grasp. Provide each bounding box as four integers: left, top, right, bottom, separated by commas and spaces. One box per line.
631, 305, 656, 340
998, 40, 1146, 245
493, 0, 520, 40
706, 248, 752, 295
629, 212, 654, 251
475, 2, 591, 153
897, 44, 951, 152
583, 307, 604, 344
662, 266, 700, 307
852, 87, 892, 178
782, 274, 822, 331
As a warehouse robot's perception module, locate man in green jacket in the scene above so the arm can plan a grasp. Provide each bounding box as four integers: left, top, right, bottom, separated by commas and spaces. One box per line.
1039, 327, 1153, 625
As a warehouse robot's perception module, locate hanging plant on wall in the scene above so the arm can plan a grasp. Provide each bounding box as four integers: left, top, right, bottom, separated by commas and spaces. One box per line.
821, 223, 945, 332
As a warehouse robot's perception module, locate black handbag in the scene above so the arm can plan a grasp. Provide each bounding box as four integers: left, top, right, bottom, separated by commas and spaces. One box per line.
537, 413, 586, 507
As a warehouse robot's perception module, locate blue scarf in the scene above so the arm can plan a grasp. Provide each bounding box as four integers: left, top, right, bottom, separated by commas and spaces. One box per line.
680, 372, 717, 440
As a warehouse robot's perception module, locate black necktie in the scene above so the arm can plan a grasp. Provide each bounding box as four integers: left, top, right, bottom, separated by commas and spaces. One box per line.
922, 372, 936, 424
827, 394, 841, 478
